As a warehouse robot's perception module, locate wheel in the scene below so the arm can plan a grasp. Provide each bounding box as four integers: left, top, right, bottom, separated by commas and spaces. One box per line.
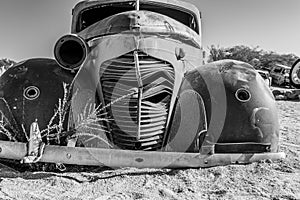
290, 59, 300, 89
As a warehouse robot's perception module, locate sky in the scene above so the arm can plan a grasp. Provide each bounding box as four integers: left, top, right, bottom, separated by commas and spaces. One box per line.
0, 0, 299, 62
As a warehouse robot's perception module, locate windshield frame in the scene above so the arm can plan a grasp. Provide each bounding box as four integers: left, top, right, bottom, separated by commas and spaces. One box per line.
71, 0, 201, 34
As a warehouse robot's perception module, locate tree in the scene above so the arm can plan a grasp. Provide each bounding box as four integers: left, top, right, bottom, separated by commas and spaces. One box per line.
207, 45, 298, 70
207, 45, 227, 62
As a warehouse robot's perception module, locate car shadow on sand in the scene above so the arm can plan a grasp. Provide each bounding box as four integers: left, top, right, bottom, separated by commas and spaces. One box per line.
0, 160, 182, 183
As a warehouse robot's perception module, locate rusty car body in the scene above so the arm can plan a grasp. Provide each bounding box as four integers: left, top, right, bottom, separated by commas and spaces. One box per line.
0, 0, 284, 168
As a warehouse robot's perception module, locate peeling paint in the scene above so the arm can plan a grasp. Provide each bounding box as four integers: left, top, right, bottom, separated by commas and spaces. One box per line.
216, 60, 257, 86
13, 66, 28, 78
218, 61, 236, 73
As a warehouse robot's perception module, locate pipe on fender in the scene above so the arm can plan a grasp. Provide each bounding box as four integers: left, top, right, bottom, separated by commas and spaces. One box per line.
54, 34, 88, 71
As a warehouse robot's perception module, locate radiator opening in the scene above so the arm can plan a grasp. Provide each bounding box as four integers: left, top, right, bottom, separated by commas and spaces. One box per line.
99, 51, 175, 150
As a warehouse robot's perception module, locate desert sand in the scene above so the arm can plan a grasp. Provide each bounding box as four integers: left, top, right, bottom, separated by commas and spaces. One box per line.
0, 101, 299, 200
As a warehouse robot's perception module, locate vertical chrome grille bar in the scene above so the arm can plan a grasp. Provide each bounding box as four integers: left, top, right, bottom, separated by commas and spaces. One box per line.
135, 0, 140, 11
134, 51, 142, 140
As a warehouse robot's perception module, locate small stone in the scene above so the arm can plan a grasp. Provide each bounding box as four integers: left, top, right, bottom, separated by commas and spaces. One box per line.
159, 187, 180, 200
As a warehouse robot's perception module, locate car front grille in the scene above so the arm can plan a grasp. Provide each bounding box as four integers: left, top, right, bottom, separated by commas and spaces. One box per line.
99, 51, 175, 150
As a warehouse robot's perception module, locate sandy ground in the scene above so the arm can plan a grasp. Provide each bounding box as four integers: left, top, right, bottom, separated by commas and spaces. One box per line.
0, 101, 299, 200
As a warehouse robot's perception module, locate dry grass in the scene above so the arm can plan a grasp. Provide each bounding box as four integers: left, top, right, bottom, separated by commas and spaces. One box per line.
0, 120, 16, 141
71, 89, 137, 146
38, 85, 137, 147
0, 100, 17, 142
39, 83, 70, 144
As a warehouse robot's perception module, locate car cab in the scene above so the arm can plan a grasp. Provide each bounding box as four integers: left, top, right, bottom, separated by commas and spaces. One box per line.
270, 64, 291, 87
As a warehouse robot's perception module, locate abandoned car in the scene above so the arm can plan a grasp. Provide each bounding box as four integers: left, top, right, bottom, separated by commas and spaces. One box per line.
0, 0, 284, 168
270, 63, 291, 87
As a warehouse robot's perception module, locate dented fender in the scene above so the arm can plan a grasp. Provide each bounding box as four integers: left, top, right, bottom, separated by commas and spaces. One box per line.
179, 59, 279, 153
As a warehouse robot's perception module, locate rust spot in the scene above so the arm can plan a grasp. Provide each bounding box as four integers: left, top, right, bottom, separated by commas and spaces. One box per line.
175, 47, 186, 60
218, 61, 235, 73
135, 158, 144, 162
17, 66, 28, 74
218, 60, 257, 85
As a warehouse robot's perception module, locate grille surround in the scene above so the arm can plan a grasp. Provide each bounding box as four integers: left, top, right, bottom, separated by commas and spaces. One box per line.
99, 51, 175, 150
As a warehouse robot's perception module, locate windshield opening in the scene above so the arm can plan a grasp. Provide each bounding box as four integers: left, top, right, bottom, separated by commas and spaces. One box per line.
273, 68, 283, 73
77, 2, 199, 33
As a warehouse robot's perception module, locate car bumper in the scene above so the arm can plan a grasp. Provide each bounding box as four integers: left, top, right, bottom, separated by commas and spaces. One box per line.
0, 141, 286, 168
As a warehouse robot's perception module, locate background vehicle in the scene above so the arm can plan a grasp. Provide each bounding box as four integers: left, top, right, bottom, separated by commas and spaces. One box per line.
290, 59, 300, 88
270, 63, 291, 87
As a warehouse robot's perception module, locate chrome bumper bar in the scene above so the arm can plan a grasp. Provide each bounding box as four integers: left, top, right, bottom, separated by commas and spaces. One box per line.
0, 141, 285, 168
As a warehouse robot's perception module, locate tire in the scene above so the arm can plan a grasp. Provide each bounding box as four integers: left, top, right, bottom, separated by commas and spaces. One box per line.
290, 59, 300, 89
